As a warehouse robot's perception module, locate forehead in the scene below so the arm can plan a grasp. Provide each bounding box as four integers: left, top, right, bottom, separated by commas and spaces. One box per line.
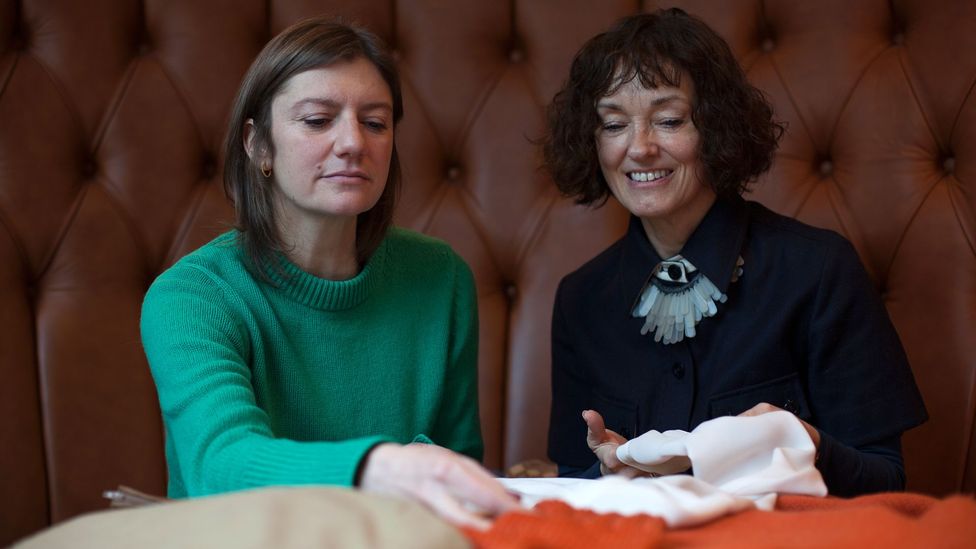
273, 57, 392, 109
598, 69, 695, 109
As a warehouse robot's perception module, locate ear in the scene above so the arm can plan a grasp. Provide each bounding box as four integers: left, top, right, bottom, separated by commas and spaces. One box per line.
243, 118, 263, 161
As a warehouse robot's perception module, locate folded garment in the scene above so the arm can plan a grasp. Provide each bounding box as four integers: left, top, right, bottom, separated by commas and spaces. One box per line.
502, 412, 826, 527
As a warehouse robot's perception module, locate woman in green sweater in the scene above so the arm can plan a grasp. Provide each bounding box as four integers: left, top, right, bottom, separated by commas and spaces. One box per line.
140, 18, 517, 528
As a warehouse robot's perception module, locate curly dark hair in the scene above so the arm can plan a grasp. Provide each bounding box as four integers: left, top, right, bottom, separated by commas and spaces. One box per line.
543, 8, 784, 204
224, 18, 402, 275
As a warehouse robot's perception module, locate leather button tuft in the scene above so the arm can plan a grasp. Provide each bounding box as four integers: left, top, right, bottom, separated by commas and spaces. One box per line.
818, 160, 833, 177
943, 156, 955, 174
201, 156, 216, 179
509, 49, 524, 63
672, 362, 685, 379
761, 38, 775, 53
447, 166, 462, 181
892, 32, 905, 46
82, 159, 97, 178
504, 284, 517, 300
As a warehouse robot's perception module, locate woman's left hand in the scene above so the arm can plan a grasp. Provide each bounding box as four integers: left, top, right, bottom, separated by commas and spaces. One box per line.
738, 402, 821, 449
582, 410, 647, 478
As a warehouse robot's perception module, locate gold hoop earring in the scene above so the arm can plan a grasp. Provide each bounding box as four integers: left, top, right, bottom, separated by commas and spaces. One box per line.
260, 163, 272, 178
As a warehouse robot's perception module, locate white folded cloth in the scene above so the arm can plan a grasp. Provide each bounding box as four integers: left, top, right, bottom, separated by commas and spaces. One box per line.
502, 411, 827, 527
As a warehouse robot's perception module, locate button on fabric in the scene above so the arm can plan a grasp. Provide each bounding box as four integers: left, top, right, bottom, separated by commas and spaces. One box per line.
672, 362, 685, 379
783, 399, 798, 413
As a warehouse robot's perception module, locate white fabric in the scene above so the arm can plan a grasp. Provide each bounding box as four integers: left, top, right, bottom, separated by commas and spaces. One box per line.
503, 411, 827, 527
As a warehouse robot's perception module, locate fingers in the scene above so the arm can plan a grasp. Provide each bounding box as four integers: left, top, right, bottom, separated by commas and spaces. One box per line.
361, 443, 519, 529
582, 409, 607, 447
738, 402, 779, 416
736, 403, 821, 449
420, 487, 493, 531
440, 454, 520, 515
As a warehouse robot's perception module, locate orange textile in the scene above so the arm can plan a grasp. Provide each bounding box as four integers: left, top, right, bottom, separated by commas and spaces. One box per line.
466, 493, 976, 549
464, 501, 665, 549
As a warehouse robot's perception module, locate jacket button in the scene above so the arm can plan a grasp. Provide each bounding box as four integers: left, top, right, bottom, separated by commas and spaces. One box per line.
672, 362, 685, 379
783, 399, 797, 413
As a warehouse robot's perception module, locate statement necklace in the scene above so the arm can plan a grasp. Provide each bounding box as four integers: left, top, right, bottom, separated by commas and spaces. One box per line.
631, 255, 744, 344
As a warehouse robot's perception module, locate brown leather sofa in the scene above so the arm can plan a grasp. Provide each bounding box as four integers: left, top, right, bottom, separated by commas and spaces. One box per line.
2, 0, 974, 544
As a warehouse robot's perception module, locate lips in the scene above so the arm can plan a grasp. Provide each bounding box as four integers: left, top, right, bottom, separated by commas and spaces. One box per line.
323, 169, 370, 181
627, 169, 672, 182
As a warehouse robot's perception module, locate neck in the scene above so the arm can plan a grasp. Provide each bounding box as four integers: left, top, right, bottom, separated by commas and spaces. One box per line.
640, 190, 717, 259
277, 214, 360, 281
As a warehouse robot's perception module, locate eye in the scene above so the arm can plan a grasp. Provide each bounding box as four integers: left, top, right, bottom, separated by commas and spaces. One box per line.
658, 118, 684, 129
600, 121, 626, 133
302, 117, 331, 128
363, 119, 390, 133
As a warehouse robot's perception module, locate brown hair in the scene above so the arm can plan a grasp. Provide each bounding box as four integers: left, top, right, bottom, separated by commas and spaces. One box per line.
223, 18, 403, 273
543, 8, 784, 205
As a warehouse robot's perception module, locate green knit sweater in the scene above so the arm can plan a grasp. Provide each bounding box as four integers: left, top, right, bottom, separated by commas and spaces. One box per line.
141, 228, 482, 498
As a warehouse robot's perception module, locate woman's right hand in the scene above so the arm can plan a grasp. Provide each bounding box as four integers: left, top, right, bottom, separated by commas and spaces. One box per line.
359, 443, 519, 530
582, 410, 645, 478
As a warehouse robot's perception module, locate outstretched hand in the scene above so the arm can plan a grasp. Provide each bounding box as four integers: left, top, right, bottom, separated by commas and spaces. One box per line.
359, 443, 519, 530
583, 410, 645, 478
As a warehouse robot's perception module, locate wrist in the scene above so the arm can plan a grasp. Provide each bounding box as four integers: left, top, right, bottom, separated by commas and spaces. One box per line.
357, 442, 399, 487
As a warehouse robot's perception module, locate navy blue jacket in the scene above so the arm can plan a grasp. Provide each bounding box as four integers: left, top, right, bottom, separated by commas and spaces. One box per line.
548, 197, 928, 496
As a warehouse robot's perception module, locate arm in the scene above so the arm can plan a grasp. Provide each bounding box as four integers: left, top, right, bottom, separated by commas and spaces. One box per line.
816, 431, 905, 496
802, 238, 927, 495
359, 253, 518, 528
427, 255, 484, 461
141, 266, 391, 496
548, 281, 645, 478
740, 402, 905, 495
548, 280, 597, 474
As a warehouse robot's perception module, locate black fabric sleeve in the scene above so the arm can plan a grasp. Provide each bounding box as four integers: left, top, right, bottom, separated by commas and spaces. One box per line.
558, 462, 602, 479
548, 280, 599, 469
815, 430, 905, 496
805, 236, 926, 494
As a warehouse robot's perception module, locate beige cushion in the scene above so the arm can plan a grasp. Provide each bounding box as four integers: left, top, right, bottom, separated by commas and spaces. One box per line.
14, 487, 469, 549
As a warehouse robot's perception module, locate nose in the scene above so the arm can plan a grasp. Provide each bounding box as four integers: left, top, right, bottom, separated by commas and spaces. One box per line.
627, 126, 659, 160
333, 116, 365, 157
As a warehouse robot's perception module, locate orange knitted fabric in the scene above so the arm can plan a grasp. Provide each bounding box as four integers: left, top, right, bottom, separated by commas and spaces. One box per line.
464, 500, 665, 549
465, 493, 976, 549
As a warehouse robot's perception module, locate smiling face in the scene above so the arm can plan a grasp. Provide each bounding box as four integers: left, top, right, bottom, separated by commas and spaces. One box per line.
595, 73, 715, 228
249, 57, 394, 235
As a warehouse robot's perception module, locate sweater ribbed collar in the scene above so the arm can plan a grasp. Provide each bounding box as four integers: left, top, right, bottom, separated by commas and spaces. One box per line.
263, 235, 390, 311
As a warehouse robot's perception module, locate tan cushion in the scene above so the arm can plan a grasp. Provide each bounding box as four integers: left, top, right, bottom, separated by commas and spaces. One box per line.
14, 487, 469, 549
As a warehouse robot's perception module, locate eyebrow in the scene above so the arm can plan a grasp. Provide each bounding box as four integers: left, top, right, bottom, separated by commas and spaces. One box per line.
291, 98, 393, 113
596, 94, 686, 111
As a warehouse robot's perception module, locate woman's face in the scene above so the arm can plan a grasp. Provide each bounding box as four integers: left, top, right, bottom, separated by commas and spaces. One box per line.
595, 73, 712, 225
254, 57, 394, 231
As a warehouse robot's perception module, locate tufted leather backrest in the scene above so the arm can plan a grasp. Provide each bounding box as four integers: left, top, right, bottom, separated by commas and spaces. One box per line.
2, 0, 974, 543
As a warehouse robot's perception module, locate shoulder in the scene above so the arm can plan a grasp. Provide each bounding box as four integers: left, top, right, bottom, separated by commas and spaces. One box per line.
145, 231, 248, 305
383, 227, 472, 276
558, 236, 626, 297
745, 201, 860, 266
385, 226, 457, 259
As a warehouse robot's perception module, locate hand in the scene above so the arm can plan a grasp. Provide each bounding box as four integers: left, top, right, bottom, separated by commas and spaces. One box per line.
359, 443, 519, 530
582, 410, 645, 478
738, 402, 821, 449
